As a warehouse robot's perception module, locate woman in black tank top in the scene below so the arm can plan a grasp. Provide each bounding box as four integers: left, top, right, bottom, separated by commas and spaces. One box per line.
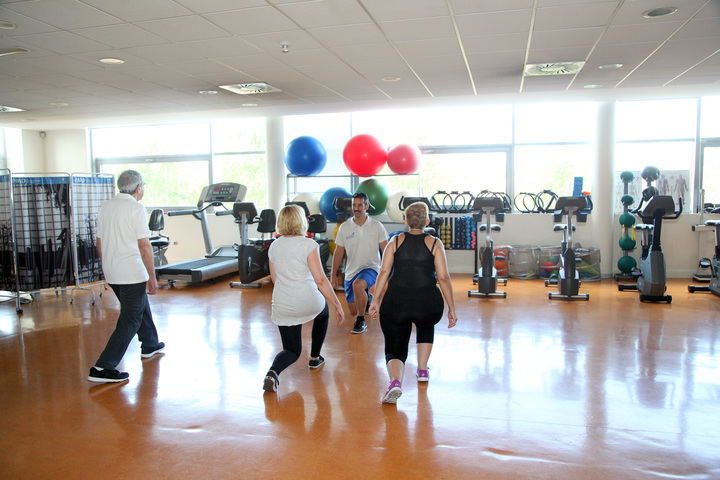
368, 202, 457, 404
379, 232, 444, 325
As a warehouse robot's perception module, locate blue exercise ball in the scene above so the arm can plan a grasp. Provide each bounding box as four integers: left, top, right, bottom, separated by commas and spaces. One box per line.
285, 136, 327, 176
319, 186, 352, 221
388, 230, 405, 241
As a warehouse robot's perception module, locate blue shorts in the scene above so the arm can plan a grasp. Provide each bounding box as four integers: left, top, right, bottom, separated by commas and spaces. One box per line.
344, 269, 378, 303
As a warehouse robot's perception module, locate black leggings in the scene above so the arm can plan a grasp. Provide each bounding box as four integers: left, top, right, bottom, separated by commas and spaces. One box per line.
269, 304, 329, 375
380, 317, 435, 364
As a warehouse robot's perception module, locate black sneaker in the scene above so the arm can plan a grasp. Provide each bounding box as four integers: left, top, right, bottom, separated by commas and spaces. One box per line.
263, 371, 279, 392
141, 342, 165, 358
88, 367, 129, 383
309, 355, 325, 369
351, 318, 367, 334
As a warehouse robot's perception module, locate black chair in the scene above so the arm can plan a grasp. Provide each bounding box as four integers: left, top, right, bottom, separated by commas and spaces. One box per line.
148, 209, 170, 266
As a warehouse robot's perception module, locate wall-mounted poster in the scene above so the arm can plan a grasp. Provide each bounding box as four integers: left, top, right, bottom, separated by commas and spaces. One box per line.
614, 170, 689, 213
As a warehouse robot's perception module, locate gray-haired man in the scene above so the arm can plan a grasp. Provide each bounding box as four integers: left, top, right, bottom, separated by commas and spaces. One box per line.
88, 170, 164, 383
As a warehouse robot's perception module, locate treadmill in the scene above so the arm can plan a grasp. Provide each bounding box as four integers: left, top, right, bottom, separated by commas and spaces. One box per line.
155, 182, 247, 284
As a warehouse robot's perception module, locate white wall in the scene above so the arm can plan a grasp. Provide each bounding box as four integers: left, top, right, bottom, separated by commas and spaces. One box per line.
20, 130, 44, 171
44, 129, 89, 173
5, 128, 24, 171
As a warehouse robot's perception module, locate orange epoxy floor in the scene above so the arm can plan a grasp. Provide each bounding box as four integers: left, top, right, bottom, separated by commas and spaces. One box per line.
1, 276, 719, 479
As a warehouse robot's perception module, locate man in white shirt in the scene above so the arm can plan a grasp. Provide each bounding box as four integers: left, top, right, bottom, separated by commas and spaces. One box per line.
88, 170, 164, 383
331, 192, 388, 334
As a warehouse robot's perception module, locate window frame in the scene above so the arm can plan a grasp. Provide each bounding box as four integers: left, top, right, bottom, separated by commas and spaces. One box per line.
91, 121, 267, 209
699, 138, 720, 207
419, 144, 513, 199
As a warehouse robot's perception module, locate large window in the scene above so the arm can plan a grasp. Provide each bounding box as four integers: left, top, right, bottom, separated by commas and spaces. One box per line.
283, 104, 599, 209
700, 96, 720, 138
700, 97, 720, 205
701, 143, 720, 205
513, 102, 596, 198
515, 144, 594, 197
0, 129, 5, 170
420, 150, 508, 198
93, 119, 267, 207
615, 98, 698, 211
89, 96, 720, 215
211, 119, 267, 207
352, 105, 513, 146
284, 113, 353, 196
92, 123, 210, 158
100, 160, 209, 207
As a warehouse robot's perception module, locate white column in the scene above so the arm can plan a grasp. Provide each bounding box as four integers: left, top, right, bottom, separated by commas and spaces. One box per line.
266, 116, 285, 211
593, 101, 615, 278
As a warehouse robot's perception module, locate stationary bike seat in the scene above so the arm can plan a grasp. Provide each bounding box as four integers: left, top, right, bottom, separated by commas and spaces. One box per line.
149, 234, 169, 248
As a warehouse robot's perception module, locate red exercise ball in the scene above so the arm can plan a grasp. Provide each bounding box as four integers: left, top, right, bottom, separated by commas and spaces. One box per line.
387, 144, 421, 175
343, 134, 387, 177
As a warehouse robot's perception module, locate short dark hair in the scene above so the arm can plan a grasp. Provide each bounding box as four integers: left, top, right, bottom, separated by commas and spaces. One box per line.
352, 192, 368, 204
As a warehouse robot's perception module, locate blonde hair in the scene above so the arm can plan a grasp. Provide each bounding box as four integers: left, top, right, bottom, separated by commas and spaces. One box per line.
405, 202, 429, 229
277, 204, 308, 236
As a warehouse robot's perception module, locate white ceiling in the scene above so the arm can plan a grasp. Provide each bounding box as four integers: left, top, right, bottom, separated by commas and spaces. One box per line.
0, 0, 719, 130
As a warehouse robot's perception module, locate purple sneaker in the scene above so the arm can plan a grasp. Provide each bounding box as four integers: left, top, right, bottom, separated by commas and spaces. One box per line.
382, 379, 402, 404
416, 369, 429, 382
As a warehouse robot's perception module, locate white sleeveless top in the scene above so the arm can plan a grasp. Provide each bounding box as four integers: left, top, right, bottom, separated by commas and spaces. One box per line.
268, 236, 325, 326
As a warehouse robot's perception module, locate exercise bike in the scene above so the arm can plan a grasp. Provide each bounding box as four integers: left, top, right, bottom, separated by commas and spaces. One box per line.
468, 196, 508, 298
687, 219, 720, 296
618, 195, 682, 303
230, 201, 331, 288
548, 195, 593, 301
148, 209, 170, 267
229, 202, 276, 289
286, 201, 331, 273
397, 196, 443, 235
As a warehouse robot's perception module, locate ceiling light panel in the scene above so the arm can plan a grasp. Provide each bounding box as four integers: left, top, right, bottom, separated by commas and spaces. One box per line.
12, 31, 109, 55
275, 0, 369, 29
80, 0, 194, 22
380, 16, 456, 42
72, 24, 169, 49
0, 47, 29, 56
455, 10, 534, 36
358, 0, 448, 21
308, 23, 386, 47
451, 0, 535, 15
135, 15, 230, 42
204, 7, 297, 36
0, 105, 25, 112
3, 0, 119, 30
642, 7, 678, 18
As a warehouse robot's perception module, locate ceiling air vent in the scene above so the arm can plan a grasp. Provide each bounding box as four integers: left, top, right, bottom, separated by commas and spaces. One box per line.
524, 62, 585, 76
218, 82, 281, 95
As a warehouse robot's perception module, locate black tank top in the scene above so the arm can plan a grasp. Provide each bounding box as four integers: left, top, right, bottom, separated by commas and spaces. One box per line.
387, 233, 437, 290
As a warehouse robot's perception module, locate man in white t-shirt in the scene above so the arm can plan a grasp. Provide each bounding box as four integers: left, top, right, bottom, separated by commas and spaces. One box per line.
88, 170, 164, 384
331, 192, 388, 334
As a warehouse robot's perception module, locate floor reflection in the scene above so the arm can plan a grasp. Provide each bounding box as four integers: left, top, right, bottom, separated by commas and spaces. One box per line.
1, 277, 720, 478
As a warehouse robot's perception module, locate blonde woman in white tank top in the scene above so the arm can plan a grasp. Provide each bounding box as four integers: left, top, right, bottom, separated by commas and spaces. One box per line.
263, 205, 345, 393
